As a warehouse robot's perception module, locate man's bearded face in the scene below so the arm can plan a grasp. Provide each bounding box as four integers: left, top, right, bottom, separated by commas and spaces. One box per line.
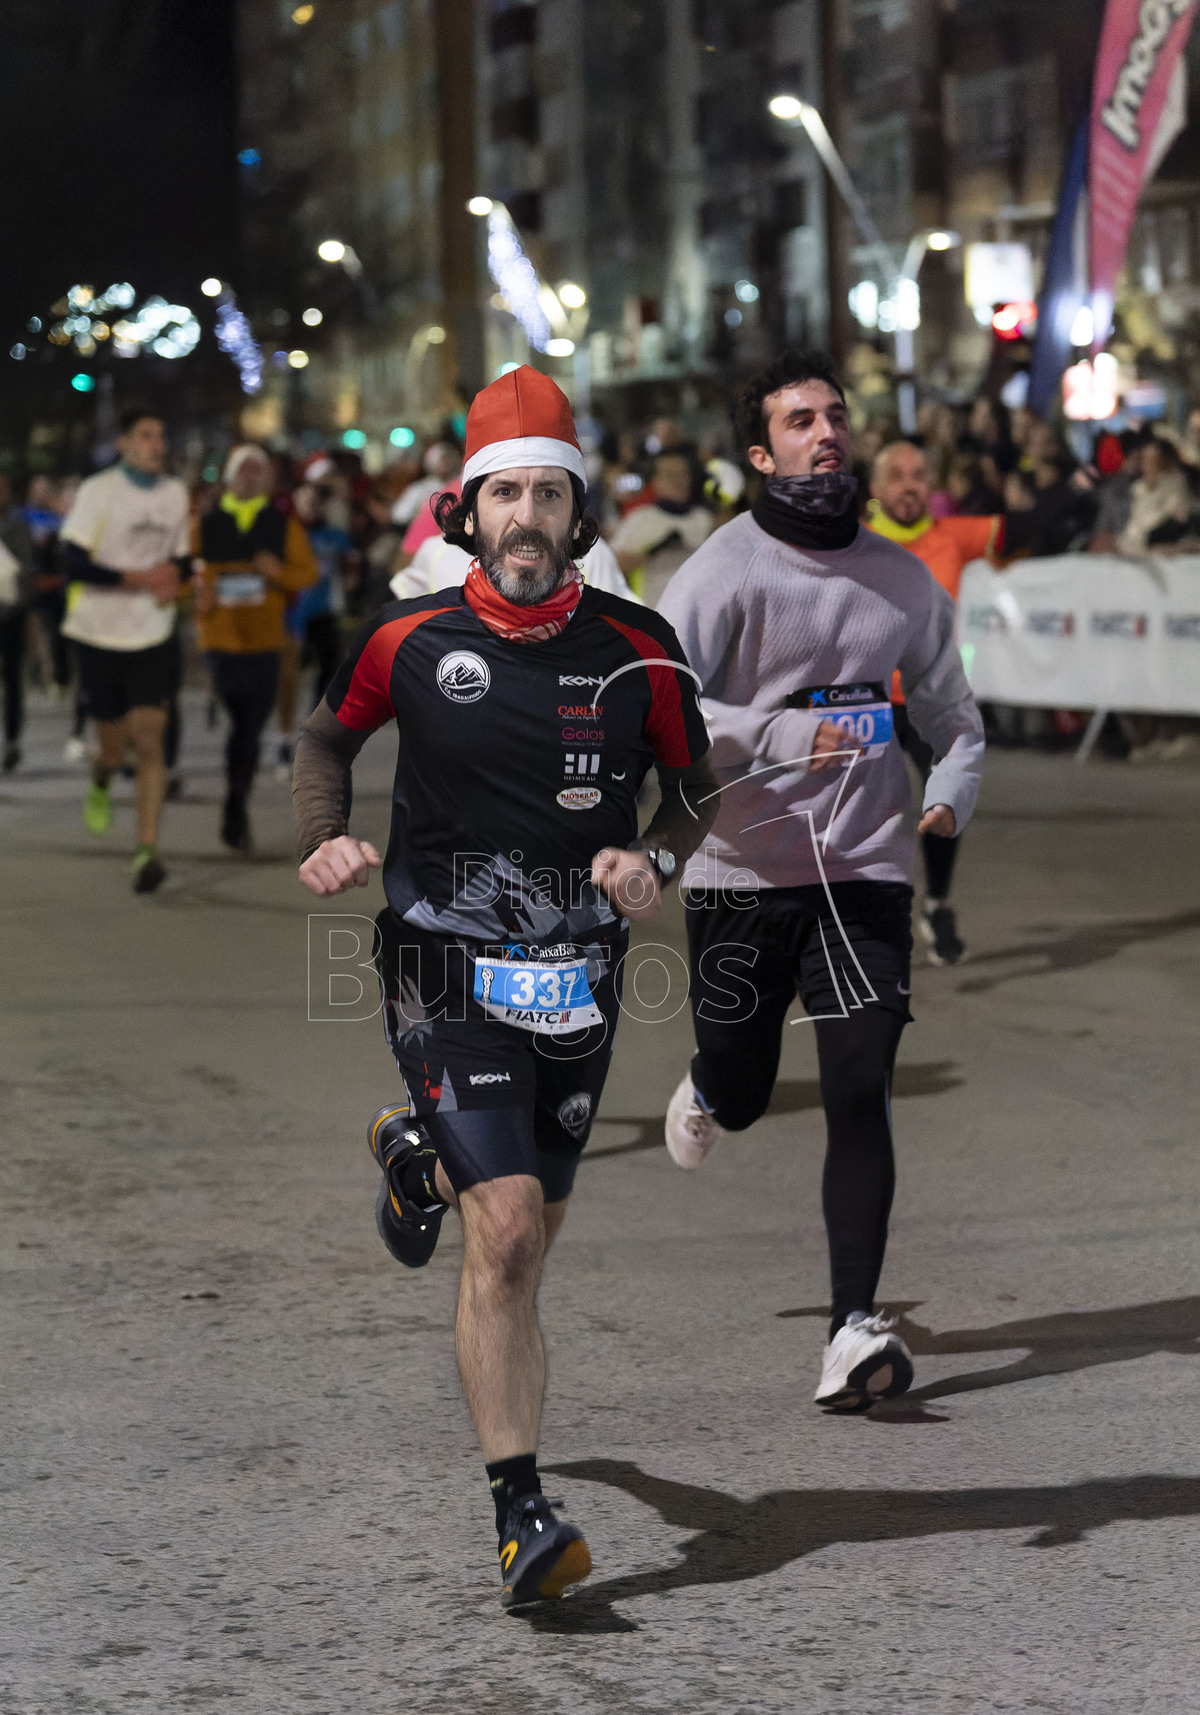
473, 467, 579, 604
476, 517, 576, 604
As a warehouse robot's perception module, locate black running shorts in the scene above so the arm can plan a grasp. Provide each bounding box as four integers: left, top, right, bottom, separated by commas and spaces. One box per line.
374, 911, 627, 1203
75, 635, 181, 722
684, 880, 914, 1051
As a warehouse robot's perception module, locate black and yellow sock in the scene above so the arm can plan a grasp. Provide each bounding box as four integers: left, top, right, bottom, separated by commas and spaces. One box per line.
487, 1453, 541, 1539
397, 1150, 443, 1213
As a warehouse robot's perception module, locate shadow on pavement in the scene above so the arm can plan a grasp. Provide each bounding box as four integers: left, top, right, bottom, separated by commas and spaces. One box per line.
775, 1298, 1200, 1405
955, 908, 1200, 994
526, 1460, 1200, 1633
586, 1062, 963, 1161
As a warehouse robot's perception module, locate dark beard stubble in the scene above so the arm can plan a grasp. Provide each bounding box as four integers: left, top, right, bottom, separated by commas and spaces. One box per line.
477, 520, 575, 605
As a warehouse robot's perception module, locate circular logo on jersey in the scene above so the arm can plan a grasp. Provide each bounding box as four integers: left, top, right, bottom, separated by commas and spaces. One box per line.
556, 785, 602, 811
557, 1092, 592, 1138
437, 651, 491, 703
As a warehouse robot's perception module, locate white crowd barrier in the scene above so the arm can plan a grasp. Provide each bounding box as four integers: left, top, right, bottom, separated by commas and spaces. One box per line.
959, 553, 1200, 716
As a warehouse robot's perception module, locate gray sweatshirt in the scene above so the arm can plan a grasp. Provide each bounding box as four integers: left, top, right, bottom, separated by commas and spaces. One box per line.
658, 511, 985, 891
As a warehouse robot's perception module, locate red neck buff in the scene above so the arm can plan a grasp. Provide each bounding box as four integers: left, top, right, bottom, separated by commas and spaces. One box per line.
463, 559, 584, 643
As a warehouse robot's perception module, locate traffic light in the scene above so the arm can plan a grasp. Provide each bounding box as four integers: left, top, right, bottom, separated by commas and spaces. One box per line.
991, 301, 1038, 341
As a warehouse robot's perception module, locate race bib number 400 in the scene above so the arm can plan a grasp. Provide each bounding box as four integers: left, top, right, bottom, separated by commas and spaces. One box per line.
473, 954, 602, 1035
787, 680, 894, 760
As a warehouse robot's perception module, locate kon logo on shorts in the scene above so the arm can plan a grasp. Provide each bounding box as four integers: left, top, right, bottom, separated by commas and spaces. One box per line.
437, 651, 491, 702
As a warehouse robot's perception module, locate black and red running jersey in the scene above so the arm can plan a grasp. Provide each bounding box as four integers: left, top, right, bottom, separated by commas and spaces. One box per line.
324, 585, 709, 945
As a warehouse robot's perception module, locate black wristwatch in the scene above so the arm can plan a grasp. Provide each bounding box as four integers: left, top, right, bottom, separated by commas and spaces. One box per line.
639, 843, 677, 885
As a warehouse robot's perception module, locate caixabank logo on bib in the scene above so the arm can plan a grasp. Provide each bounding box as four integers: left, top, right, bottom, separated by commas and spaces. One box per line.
437, 651, 491, 702
556, 785, 602, 810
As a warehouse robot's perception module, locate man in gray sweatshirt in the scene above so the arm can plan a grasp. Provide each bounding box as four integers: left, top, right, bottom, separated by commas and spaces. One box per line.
658, 349, 984, 1412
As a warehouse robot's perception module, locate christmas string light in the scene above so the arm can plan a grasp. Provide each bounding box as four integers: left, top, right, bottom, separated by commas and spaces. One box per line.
214, 292, 264, 394
486, 207, 551, 352
12, 282, 200, 365
111, 296, 201, 360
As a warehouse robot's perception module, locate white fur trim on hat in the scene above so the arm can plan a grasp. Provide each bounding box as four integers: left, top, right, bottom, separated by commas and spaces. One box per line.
223, 443, 273, 485
462, 436, 586, 487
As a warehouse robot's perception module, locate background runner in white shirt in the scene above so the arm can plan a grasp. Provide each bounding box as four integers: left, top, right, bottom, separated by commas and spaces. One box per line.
58, 410, 189, 893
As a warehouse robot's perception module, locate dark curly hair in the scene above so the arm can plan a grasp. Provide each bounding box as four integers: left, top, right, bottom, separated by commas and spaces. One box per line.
433, 474, 600, 559
734, 348, 846, 454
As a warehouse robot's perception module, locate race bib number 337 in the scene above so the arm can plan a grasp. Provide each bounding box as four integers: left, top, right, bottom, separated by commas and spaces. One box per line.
473, 954, 602, 1035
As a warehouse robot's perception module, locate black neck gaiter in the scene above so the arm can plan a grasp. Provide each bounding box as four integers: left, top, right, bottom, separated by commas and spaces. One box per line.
751, 470, 860, 551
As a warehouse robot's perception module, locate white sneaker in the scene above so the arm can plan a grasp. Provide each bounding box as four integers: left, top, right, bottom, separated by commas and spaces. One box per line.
63, 736, 88, 764
664, 1073, 724, 1170
1159, 732, 1200, 765
814, 1312, 914, 1411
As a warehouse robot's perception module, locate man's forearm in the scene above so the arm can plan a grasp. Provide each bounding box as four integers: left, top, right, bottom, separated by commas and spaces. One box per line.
59, 542, 189, 587
60, 540, 122, 587
639, 755, 719, 863
293, 701, 370, 859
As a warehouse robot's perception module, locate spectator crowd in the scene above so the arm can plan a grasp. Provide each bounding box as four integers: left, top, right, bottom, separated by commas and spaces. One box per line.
1, 382, 1199, 810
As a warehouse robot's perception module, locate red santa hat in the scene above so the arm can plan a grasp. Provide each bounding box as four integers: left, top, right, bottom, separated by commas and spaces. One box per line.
461, 364, 586, 487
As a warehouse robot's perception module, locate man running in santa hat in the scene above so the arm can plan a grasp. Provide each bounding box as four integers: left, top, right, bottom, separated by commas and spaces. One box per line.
293, 366, 716, 1609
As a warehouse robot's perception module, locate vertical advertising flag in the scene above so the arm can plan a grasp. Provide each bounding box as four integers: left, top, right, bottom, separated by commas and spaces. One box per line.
1029, 115, 1090, 415
1090, 0, 1197, 350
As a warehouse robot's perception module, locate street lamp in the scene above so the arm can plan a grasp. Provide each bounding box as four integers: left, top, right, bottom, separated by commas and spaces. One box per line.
768, 95, 897, 285
201, 277, 223, 298
770, 91, 964, 432
892, 229, 961, 432
558, 282, 587, 310
316, 238, 374, 312
467, 196, 494, 217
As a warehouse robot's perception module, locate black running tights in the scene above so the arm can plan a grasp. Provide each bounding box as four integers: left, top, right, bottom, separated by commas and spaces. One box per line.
0, 604, 26, 744
895, 703, 959, 901
692, 1005, 905, 1330
207, 650, 280, 800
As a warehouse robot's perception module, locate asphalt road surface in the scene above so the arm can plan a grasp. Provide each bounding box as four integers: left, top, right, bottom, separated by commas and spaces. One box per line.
4, 692, 1200, 1713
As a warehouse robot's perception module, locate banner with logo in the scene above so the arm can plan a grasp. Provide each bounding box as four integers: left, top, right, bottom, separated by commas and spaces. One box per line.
1090, 0, 1198, 350
960, 555, 1200, 714
1029, 115, 1090, 415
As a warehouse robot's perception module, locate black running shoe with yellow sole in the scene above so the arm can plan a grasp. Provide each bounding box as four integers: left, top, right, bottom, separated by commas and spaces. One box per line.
499, 1495, 592, 1611
367, 1105, 446, 1268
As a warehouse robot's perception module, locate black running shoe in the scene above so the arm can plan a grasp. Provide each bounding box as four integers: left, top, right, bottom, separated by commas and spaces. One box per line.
131, 850, 167, 894
499, 1495, 592, 1611
220, 793, 251, 854
367, 1105, 446, 1268
920, 903, 965, 966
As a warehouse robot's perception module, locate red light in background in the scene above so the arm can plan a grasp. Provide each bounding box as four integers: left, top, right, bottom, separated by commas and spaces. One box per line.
992, 301, 1038, 340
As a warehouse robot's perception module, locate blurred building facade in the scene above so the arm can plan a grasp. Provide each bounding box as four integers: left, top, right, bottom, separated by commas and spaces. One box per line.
235, 0, 1200, 449
835, 0, 1200, 415
236, 0, 831, 449
475, 1, 830, 397
237, 0, 466, 445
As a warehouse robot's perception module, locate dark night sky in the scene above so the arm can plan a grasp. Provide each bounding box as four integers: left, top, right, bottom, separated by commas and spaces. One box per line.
0, 0, 239, 347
